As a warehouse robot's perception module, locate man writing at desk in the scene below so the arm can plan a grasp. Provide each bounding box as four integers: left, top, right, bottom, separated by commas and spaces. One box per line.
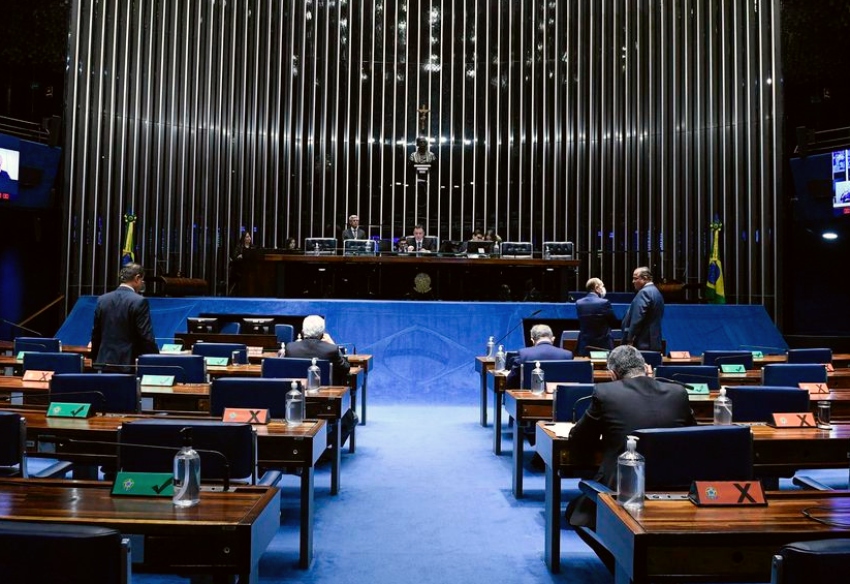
403, 224, 436, 253
566, 345, 695, 528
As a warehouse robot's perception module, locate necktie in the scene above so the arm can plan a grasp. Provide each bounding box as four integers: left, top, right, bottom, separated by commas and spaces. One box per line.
416, 240, 422, 251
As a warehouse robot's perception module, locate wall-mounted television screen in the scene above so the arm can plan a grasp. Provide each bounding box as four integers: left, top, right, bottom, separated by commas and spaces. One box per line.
0, 132, 61, 209
0, 146, 20, 200
241, 317, 275, 335
830, 149, 850, 212
790, 147, 850, 218
187, 317, 220, 333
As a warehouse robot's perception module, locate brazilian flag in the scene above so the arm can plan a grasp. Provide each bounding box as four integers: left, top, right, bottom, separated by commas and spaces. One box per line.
122, 213, 137, 266
706, 220, 725, 304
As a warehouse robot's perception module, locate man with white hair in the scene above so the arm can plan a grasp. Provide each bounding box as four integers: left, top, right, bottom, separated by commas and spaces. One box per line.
507, 323, 574, 388
285, 315, 350, 385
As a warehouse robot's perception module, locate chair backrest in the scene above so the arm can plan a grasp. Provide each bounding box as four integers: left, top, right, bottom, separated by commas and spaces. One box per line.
219, 321, 241, 334
786, 348, 833, 365
702, 350, 754, 370
772, 538, 850, 584
118, 419, 256, 484
0, 411, 26, 477
0, 521, 129, 584
634, 425, 753, 490
275, 323, 295, 344
762, 363, 828, 387
13, 337, 61, 353
724, 386, 812, 423
639, 351, 664, 368
191, 342, 248, 364
209, 377, 291, 418
22, 352, 84, 374
261, 357, 331, 385
521, 359, 594, 387
50, 373, 140, 414
136, 354, 207, 383
654, 365, 720, 389
552, 383, 595, 422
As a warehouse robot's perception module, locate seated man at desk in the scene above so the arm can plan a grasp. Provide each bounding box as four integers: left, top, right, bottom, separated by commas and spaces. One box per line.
286, 315, 351, 386
507, 324, 573, 389
565, 345, 695, 528
403, 224, 437, 253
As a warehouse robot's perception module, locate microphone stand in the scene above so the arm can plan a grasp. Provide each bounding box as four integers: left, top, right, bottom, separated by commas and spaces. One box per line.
493, 309, 543, 348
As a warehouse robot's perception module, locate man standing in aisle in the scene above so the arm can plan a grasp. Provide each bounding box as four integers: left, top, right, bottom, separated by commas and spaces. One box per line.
90, 262, 158, 370
621, 266, 665, 352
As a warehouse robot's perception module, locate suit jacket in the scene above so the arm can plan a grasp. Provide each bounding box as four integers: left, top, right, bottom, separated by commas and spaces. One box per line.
621, 282, 665, 351
576, 292, 621, 356
341, 227, 366, 240
566, 376, 695, 527
284, 338, 350, 385
507, 341, 574, 388
90, 285, 159, 368
404, 236, 437, 252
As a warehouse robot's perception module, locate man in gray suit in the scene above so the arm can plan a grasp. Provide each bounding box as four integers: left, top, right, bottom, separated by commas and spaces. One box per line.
90, 262, 158, 370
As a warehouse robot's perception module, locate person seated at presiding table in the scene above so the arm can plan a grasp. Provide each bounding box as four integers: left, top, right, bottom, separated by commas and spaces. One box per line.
402, 224, 437, 253
285, 315, 351, 386
565, 345, 696, 529
506, 324, 574, 388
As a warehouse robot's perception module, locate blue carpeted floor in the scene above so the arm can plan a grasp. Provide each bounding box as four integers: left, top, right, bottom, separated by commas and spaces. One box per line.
129, 403, 613, 583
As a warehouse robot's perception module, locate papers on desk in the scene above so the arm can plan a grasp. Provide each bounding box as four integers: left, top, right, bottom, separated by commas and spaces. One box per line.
543, 422, 575, 438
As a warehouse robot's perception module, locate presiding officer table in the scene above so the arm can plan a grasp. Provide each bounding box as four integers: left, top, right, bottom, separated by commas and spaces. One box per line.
0, 477, 280, 583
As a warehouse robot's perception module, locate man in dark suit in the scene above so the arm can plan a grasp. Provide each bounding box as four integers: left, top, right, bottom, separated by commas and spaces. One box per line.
566, 345, 695, 528
576, 277, 621, 356
404, 224, 437, 253
285, 315, 356, 445
621, 266, 665, 351
90, 262, 159, 370
285, 315, 351, 386
341, 214, 366, 240
507, 324, 574, 388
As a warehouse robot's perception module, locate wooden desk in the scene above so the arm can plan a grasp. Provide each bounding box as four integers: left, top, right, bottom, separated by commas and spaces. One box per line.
504, 390, 553, 498
0, 477, 279, 582
486, 369, 510, 454
8, 409, 325, 569
596, 490, 850, 584
475, 356, 495, 426
535, 421, 850, 573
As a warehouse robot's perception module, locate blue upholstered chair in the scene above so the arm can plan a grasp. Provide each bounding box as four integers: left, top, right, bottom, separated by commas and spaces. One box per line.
209, 377, 291, 418
654, 365, 720, 389
701, 350, 754, 370
13, 336, 61, 353
118, 418, 281, 487
771, 539, 850, 584
724, 386, 812, 423
559, 330, 579, 349
552, 383, 595, 422
137, 354, 207, 383
762, 363, 828, 387
520, 359, 593, 387
0, 411, 73, 479
261, 357, 331, 385
275, 324, 295, 344
786, 348, 833, 364
49, 373, 140, 414
22, 352, 84, 374
220, 321, 241, 334
639, 351, 664, 368
0, 521, 130, 584
191, 342, 248, 365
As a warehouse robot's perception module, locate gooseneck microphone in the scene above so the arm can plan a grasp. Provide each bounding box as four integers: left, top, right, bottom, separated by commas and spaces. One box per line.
654, 376, 695, 390
572, 394, 594, 423
493, 309, 543, 348
39, 435, 232, 492
1, 318, 44, 336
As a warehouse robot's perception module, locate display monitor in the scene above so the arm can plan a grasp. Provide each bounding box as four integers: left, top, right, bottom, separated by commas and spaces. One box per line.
343, 239, 376, 256
542, 241, 574, 259
303, 237, 338, 255
789, 147, 850, 218
0, 132, 61, 208
465, 240, 495, 256
241, 317, 275, 335
500, 241, 534, 258
187, 317, 220, 333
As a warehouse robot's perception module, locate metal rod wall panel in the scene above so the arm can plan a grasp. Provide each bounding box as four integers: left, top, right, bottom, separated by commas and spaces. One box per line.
63, 0, 783, 320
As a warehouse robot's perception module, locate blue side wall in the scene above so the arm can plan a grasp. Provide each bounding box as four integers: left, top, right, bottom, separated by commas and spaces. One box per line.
57, 297, 786, 404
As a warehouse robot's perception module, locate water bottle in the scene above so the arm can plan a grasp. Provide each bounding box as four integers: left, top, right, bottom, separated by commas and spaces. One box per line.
307, 357, 321, 394
277, 342, 286, 357
617, 435, 645, 514
531, 361, 545, 395
485, 336, 495, 357
286, 380, 304, 426
544, 244, 551, 260
494, 345, 506, 372
493, 241, 500, 257
314, 242, 320, 256
713, 387, 733, 425
173, 427, 201, 507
